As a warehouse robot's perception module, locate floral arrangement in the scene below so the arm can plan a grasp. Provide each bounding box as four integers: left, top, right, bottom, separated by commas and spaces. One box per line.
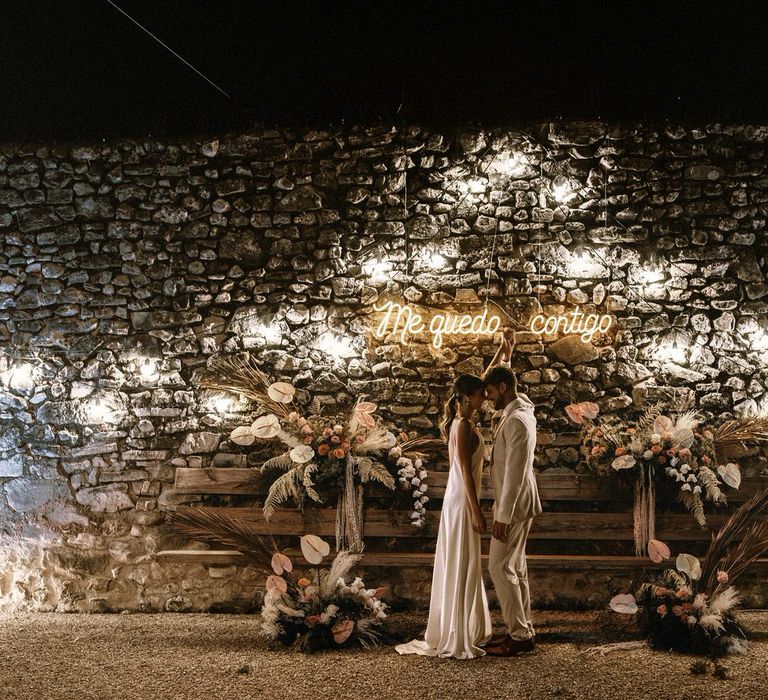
609, 489, 768, 655
171, 508, 388, 653
567, 401, 750, 526
199, 354, 443, 545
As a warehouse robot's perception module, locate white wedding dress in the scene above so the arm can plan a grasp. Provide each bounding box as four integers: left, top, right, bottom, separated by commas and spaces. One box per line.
396, 418, 492, 659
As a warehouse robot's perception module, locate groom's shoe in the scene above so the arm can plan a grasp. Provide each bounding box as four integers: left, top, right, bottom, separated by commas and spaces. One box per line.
484, 632, 509, 647
485, 636, 535, 657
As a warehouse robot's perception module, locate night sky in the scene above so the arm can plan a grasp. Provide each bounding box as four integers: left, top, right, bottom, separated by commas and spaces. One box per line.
2, 1, 768, 142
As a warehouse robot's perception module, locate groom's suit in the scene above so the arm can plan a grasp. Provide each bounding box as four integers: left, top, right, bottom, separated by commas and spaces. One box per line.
488, 393, 542, 641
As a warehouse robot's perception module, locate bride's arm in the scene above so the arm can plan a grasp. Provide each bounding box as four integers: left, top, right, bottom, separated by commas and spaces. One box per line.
455, 419, 486, 535
485, 327, 516, 372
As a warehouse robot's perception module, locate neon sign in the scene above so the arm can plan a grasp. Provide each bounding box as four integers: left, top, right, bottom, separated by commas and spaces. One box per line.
373, 301, 502, 349
529, 308, 612, 343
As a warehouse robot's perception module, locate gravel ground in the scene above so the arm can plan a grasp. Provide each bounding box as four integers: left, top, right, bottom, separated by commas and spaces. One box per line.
2, 610, 768, 700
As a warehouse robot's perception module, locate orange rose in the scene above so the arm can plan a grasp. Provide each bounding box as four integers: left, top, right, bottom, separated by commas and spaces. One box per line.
615, 447, 626, 456
298, 577, 311, 587
651, 444, 662, 454
333, 448, 346, 459
318, 444, 330, 456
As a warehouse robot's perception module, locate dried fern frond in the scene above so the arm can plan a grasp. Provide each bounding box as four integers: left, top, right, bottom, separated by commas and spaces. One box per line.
199, 353, 291, 418
368, 462, 395, 489
263, 466, 304, 519
302, 463, 322, 503
635, 403, 662, 438
713, 415, 768, 450
680, 491, 707, 528
170, 507, 275, 570
260, 453, 294, 472
698, 466, 726, 504
700, 489, 768, 596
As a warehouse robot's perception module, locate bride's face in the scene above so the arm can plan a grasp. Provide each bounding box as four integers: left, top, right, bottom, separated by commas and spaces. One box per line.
466, 386, 486, 412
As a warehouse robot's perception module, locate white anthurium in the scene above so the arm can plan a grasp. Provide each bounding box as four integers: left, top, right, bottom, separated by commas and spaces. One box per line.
267, 381, 296, 403
300, 534, 330, 564
609, 593, 638, 615
718, 463, 741, 489
676, 553, 702, 581
653, 416, 674, 434
382, 431, 397, 449
672, 427, 695, 449
289, 445, 315, 464
611, 455, 636, 471
230, 425, 256, 446
251, 414, 281, 439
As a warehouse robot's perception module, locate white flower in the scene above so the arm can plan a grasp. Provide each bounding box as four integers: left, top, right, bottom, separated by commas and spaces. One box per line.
289, 445, 315, 464
418, 483, 428, 493
681, 483, 692, 492
419, 470, 428, 480
680, 465, 690, 475
687, 474, 697, 483
669, 469, 679, 477
643, 450, 654, 460
419, 496, 429, 504
651, 433, 661, 444
411, 477, 421, 487
665, 468, 672, 476
686, 615, 697, 626
411, 511, 421, 519
676, 473, 685, 482
414, 459, 423, 469
693, 485, 702, 495
670, 457, 679, 466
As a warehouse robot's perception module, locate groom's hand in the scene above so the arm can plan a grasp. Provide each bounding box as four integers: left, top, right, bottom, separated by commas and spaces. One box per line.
492, 520, 509, 541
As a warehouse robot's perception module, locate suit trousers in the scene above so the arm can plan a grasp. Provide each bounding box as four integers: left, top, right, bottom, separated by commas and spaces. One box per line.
488, 518, 534, 640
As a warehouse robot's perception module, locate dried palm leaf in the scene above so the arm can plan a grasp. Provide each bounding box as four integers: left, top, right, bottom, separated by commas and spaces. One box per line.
700, 489, 768, 596
170, 507, 275, 570
399, 436, 445, 457
199, 353, 291, 418
713, 415, 768, 451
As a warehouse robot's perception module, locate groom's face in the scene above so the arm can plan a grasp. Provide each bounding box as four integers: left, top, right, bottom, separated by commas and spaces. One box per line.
484, 383, 507, 410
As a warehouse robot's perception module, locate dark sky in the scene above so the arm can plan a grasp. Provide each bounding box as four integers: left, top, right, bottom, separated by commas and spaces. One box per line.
3, 1, 768, 142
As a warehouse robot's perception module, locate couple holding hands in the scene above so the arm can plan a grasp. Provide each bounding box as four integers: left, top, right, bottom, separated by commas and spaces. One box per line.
396, 329, 542, 659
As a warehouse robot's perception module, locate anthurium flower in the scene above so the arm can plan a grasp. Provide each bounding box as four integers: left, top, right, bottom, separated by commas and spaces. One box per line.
717, 462, 741, 489
265, 575, 287, 594
611, 455, 636, 471
230, 425, 256, 446
289, 445, 315, 464
354, 400, 377, 428
676, 553, 702, 581
300, 534, 330, 564
647, 539, 671, 564
271, 552, 293, 575
251, 414, 281, 439
609, 593, 638, 615
267, 381, 295, 403
332, 619, 355, 644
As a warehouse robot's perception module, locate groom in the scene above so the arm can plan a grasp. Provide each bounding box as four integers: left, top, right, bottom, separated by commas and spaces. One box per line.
482, 346, 542, 656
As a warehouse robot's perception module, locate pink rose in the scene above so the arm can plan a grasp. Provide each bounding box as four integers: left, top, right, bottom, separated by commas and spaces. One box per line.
331, 435, 341, 444
717, 570, 729, 584
301, 424, 313, 435
288, 412, 300, 423
657, 604, 668, 617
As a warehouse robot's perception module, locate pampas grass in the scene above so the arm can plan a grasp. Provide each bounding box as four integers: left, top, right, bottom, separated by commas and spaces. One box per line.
320, 551, 362, 597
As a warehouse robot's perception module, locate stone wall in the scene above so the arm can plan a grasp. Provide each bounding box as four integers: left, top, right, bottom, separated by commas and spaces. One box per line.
1, 122, 767, 611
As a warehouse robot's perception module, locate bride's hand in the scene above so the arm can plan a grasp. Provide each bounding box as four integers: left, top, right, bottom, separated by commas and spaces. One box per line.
471, 508, 487, 535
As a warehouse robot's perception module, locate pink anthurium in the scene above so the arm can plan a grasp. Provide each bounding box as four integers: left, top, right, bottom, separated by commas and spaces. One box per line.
265, 575, 288, 594
647, 539, 671, 564
332, 619, 355, 644
609, 593, 638, 615
565, 404, 585, 425
271, 552, 293, 575
354, 401, 378, 428
578, 402, 599, 420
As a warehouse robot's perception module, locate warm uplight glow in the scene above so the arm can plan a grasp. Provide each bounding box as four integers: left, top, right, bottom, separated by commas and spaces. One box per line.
373, 301, 502, 349
255, 323, 283, 344
87, 399, 114, 424
752, 330, 768, 352
362, 259, 393, 283
530, 309, 613, 343
489, 152, 526, 175
657, 340, 686, 364
427, 253, 446, 270
139, 357, 158, 380
315, 332, 356, 359
639, 266, 665, 285
568, 252, 594, 276
466, 177, 488, 194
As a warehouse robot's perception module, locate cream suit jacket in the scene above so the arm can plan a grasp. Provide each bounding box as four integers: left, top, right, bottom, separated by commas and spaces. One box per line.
490, 394, 542, 525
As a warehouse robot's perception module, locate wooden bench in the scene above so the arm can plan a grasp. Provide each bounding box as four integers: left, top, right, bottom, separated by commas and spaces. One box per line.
157, 467, 767, 572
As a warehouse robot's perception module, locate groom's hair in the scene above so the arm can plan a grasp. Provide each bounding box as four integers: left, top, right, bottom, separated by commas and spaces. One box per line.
483, 366, 518, 392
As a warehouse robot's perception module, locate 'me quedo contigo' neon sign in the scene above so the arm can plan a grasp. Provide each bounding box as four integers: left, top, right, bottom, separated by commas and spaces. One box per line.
373, 301, 613, 348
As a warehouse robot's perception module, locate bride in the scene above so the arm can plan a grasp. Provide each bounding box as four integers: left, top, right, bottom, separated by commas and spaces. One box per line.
396, 334, 513, 659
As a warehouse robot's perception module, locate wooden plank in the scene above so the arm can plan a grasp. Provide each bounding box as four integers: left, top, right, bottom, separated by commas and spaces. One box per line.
170, 506, 747, 541
156, 549, 768, 569
173, 468, 641, 501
